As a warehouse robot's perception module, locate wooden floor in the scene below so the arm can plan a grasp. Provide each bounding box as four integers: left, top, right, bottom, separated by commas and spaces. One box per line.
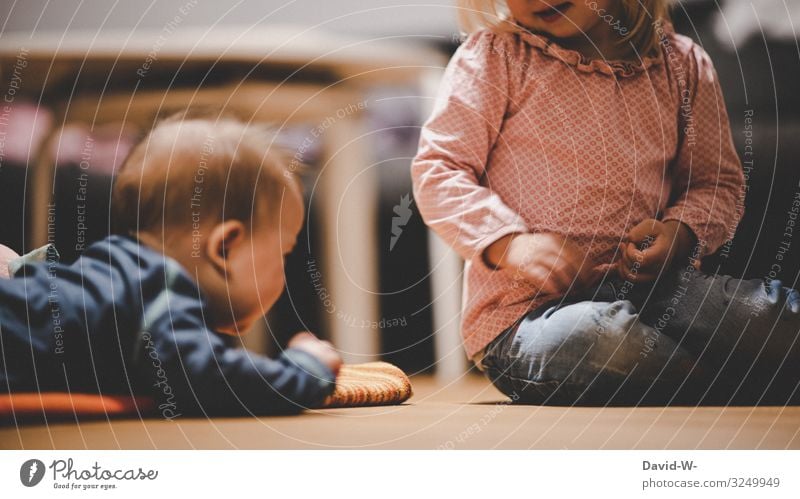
2, 375, 799, 449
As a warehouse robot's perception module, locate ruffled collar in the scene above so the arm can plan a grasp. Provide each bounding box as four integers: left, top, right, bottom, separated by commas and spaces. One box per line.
512, 23, 664, 78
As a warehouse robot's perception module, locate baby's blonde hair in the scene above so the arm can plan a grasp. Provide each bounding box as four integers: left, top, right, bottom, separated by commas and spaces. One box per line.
112, 108, 302, 236
456, 0, 672, 57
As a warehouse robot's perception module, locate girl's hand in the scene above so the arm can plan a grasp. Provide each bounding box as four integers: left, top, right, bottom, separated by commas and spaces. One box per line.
618, 219, 695, 283
484, 232, 594, 295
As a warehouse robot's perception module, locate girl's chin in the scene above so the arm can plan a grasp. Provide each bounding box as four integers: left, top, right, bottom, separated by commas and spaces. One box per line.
534, 23, 581, 37
517, 20, 580, 38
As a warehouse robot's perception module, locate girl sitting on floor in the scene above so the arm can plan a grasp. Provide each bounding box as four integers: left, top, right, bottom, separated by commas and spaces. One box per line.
412, 0, 799, 405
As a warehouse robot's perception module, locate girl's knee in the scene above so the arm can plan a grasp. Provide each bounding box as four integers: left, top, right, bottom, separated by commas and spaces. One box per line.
492, 300, 693, 405
760, 279, 800, 314
513, 300, 644, 382
539, 300, 641, 351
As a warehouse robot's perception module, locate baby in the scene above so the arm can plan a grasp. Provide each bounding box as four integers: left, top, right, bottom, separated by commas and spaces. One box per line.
0, 110, 341, 417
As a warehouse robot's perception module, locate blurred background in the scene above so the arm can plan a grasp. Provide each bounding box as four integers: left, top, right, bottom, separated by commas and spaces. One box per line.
0, 0, 798, 378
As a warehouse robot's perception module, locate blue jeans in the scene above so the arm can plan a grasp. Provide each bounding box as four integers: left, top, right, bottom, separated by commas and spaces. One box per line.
481, 265, 800, 406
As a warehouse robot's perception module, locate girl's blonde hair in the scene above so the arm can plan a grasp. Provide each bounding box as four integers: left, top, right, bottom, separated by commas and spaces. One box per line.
456, 0, 672, 57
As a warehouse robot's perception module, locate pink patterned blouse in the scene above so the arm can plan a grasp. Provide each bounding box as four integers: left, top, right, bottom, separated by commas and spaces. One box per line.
411, 23, 744, 359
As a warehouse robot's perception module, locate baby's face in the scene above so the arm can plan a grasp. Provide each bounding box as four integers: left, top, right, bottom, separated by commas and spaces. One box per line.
507, 0, 616, 40
215, 185, 304, 335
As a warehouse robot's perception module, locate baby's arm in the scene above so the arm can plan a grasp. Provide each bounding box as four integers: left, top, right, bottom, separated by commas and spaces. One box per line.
134, 312, 338, 416
660, 43, 745, 258
411, 30, 528, 265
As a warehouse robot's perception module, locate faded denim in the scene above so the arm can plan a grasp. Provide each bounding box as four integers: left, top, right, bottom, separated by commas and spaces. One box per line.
482, 264, 800, 406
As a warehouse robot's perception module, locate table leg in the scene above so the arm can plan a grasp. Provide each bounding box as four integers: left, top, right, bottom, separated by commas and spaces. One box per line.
317, 116, 380, 363
30, 129, 58, 250
428, 231, 468, 382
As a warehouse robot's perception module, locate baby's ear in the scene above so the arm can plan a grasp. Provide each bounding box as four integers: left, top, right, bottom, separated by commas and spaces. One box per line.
205, 220, 246, 272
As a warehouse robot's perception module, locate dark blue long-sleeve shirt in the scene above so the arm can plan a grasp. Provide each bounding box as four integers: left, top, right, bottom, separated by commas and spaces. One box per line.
0, 236, 335, 416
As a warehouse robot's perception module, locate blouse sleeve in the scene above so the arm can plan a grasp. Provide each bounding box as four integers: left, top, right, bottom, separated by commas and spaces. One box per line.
411, 30, 528, 263
661, 42, 745, 257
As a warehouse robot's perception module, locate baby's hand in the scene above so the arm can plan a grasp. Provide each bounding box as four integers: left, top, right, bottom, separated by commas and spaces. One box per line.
288, 331, 342, 376
484, 232, 594, 296
0, 244, 20, 279
618, 219, 694, 283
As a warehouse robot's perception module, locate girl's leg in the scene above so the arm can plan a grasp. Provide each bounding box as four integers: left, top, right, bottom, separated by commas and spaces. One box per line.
638, 267, 800, 404
481, 299, 703, 406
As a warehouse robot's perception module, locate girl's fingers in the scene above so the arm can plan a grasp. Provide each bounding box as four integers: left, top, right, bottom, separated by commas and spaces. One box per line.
621, 243, 644, 272
627, 219, 660, 244
552, 251, 589, 290
555, 257, 580, 284
624, 269, 659, 283
519, 243, 594, 295
628, 220, 656, 243
523, 260, 572, 295
620, 249, 660, 281
544, 263, 571, 293
625, 238, 646, 258
639, 239, 671, 271
524, 266, 559, 295
619, 260, 659, 282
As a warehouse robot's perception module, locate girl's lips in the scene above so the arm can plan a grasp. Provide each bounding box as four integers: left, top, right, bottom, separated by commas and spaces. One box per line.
534, 2, 573, 23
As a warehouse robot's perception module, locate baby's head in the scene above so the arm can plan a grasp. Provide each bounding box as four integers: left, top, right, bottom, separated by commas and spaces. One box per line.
113, 110, 303, 334
458, 1, 671, 56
